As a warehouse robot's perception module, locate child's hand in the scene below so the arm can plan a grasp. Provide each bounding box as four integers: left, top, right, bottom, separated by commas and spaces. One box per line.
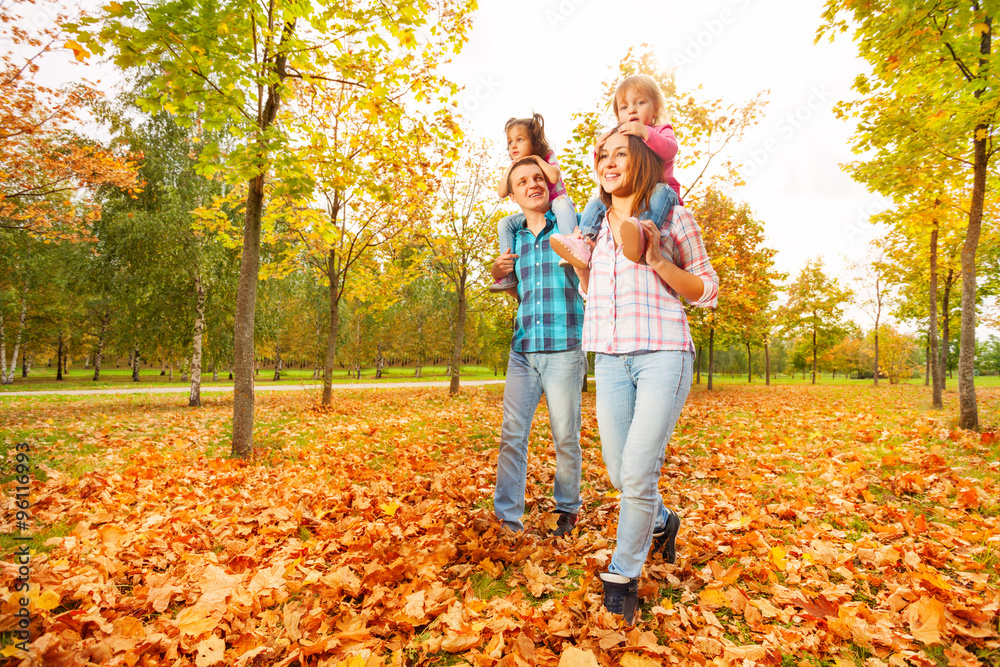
594, 129, 613, 154
618, 122, 649, 141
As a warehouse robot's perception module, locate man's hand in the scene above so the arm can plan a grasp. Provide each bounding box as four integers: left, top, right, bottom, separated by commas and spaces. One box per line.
617, 121, 649, 141
492, 249, 519, 281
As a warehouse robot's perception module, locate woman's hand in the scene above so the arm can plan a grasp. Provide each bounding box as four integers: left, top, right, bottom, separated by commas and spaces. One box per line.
641, 220, 666, 269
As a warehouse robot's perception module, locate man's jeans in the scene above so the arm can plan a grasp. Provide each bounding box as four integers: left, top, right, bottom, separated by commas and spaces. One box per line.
494, 347, 587, 531
595, 350, 693, 578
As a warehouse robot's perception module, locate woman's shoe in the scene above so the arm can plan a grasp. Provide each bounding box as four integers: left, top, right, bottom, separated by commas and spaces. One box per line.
599, 572, 639, 624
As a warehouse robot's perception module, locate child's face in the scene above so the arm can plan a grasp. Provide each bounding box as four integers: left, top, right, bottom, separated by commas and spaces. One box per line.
507, 125, 532, 160
616, 88, 656, 126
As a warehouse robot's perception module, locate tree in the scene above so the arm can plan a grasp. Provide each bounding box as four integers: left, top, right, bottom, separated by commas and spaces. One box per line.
422, 139, 502, 395
78, 0, 475, 457
850, 247, 896, 386
779, 258, 852, 384
821, 1, 999, 429
1, 1, 137, 241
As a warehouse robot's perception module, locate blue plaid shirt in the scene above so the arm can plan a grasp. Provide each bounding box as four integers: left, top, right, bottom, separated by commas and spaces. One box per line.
510, 211, 584, 353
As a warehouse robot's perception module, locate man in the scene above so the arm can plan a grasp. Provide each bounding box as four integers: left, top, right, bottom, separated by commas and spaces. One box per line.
489, 157, 586, 537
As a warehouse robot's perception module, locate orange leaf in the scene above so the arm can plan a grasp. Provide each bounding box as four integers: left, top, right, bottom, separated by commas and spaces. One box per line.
907, 597, 945, 645
176, 606, 220, 636
558, 646, 600, 667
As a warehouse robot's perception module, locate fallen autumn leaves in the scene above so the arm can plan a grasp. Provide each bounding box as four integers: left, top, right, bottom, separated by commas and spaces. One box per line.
1, 384, 998, 666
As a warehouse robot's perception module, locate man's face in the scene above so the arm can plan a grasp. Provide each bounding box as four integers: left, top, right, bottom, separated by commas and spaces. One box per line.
509, 163, 550, 214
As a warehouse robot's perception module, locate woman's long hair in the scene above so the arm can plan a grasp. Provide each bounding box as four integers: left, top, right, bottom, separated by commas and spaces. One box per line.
595, 127, 664, 218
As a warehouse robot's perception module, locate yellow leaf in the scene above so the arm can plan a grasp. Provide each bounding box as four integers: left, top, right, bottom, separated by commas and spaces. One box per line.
770, 546, 787, 571
217, 23, 229, 35
64, 40, 90, 61
973, 22, 990, 35
620, 653, 660, 667
176, 606, 219, 636
34, 590, 60, 611
699, 587, 727, 608
558, 646, 600, 667
381, 501, 400, 515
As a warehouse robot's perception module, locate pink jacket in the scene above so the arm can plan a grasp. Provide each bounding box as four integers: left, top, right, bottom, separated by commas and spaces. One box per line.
644, 124, 682, 204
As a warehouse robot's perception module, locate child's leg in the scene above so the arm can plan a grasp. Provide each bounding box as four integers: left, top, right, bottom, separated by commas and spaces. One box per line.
638, 183, 679, 228
578, 197, 606, 239
496, 213, 526, 258
550, 196, 577, 236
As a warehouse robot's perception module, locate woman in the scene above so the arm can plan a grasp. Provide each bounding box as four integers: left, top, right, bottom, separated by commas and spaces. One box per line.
574, 128, 718, 623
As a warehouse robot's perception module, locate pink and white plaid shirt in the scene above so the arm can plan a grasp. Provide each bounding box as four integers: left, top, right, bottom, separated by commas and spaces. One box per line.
582, 206, 718, 354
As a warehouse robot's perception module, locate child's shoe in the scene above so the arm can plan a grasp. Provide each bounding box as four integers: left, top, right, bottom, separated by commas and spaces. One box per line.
619, 217, 647, 263
550, 233, 591, 269
489, 273, 518, 293
599, 572, 639, 624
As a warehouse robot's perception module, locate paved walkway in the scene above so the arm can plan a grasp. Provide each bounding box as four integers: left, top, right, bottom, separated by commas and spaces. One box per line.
0, 379, 506, 398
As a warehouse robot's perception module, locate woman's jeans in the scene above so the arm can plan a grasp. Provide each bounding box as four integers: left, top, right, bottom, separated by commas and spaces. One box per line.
595, 350, 693, 578
497, 195, 577, 255
494, 347, 587, 531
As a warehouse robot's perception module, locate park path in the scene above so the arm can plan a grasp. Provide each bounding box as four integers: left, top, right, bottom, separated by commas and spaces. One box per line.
0, 379, 506, 398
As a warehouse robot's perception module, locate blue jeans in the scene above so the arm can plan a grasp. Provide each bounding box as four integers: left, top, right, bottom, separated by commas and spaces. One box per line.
497, 195, 577, 255
578, 183, 678, 238
595, 350, 693, 578
494, 347, 587, 531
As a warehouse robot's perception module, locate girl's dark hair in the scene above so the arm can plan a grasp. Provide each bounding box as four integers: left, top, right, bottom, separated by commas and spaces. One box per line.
595, 127, 664, 218
504, 113, 553, 159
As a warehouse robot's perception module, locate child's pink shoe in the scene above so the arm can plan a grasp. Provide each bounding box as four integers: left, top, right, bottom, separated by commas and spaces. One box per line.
489, 272, 518, 293
619, 217, 646, 263
550, 234, 591, 269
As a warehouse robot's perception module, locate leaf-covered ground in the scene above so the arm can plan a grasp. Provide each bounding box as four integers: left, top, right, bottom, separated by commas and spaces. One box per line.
1, 383, 998, 667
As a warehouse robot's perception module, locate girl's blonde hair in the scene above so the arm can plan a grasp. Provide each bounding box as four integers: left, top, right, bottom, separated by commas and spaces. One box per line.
504, 113, 553, 160
612, 74, 665, 125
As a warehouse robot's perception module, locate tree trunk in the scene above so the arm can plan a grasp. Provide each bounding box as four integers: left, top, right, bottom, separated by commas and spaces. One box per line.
273, 339, 282, 381
0, 282, 27, 385
873, 330, 879, 387
94, 310, 109, 381
22, 352, 29, 378
374, 341, 384, 379
63, 347, 69, 376
928, 221, 943, 406
132, 344, 140, 382
449, 280, 468, 396
958, 127, 987, 430
189, 274, 206, 406
231, 172, 268, 458
811, 320, 818, 385
707, 326, 715, 391
322, 247, 342, 406
925, 339, 930, 387
942, 269, 952, 381
696, 342, 702, 385
764, 340, 771, 386
56, 335, 64, 381
746, 341, 752, 383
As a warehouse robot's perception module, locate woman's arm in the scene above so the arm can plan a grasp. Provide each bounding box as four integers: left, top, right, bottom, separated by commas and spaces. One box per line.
641, 208, 718, 307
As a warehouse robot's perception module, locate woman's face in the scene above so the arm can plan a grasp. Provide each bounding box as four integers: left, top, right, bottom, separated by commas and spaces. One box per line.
597, 132, 631, 197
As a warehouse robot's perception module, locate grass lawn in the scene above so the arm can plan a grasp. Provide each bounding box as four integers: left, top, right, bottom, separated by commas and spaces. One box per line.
0, 364, 504, 393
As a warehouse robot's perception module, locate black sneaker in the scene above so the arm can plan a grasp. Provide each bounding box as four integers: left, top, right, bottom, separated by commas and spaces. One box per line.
651, 508, 680, 564
599, 572, 639, 623
551, 511, 578, 537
